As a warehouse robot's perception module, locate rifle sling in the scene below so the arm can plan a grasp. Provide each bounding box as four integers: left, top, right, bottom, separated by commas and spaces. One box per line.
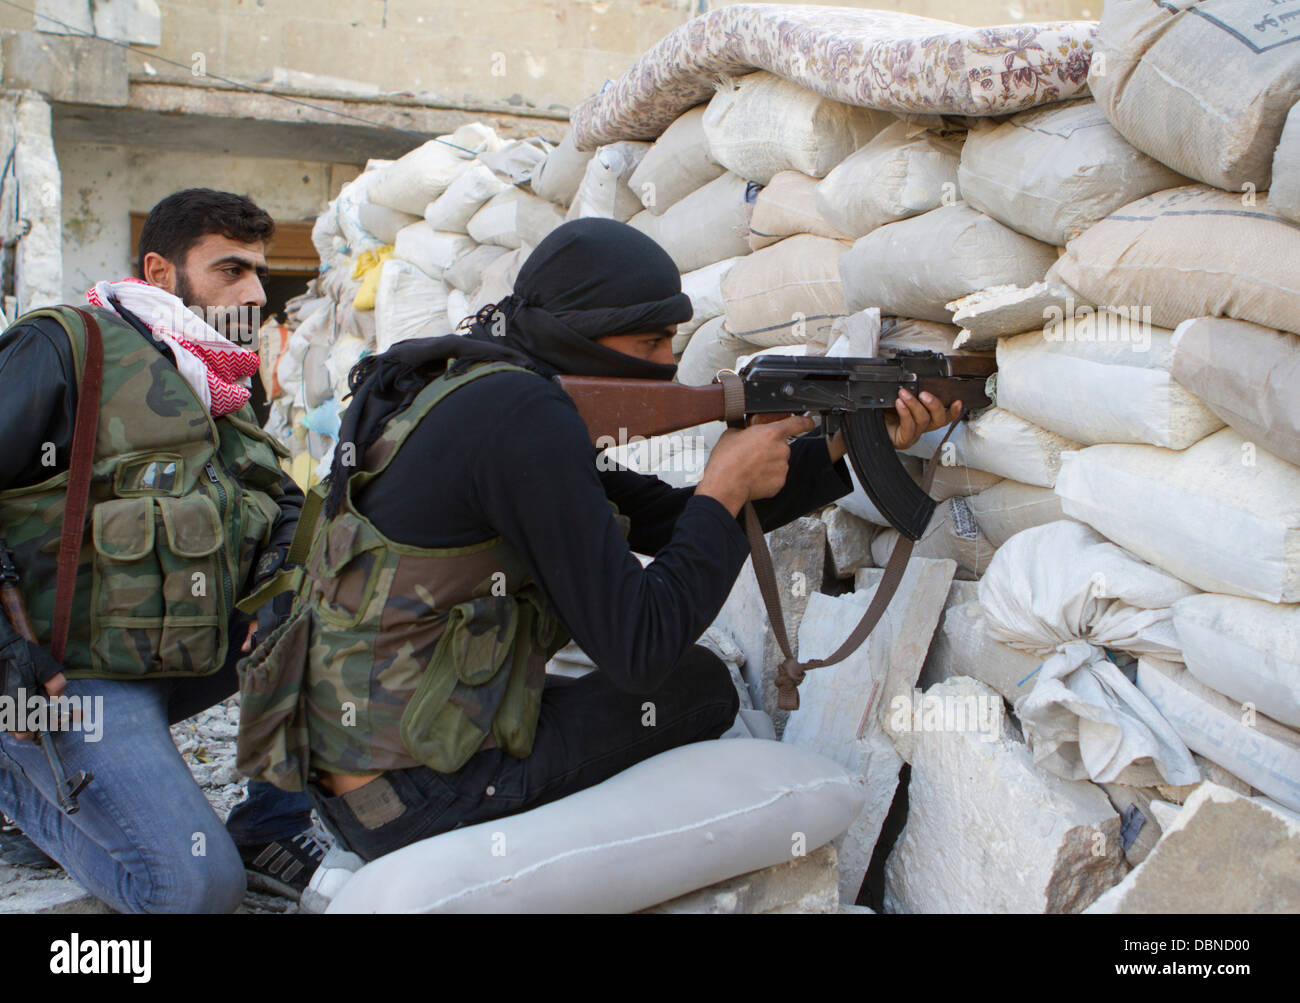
49, 309, 104, 664
744, 418, 961, 712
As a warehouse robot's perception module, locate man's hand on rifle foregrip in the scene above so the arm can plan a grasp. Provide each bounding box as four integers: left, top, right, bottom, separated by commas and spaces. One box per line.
0, 618, 68, 741
881, 388, 963, 453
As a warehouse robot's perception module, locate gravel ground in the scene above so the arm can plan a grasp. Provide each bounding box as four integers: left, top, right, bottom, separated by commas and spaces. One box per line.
0, 695, 301, 914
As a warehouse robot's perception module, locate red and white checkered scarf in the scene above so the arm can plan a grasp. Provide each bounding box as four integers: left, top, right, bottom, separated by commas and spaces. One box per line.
87, 278, 261, 417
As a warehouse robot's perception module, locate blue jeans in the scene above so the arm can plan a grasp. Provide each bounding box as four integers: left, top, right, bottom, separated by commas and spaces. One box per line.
0, 617, 312, 913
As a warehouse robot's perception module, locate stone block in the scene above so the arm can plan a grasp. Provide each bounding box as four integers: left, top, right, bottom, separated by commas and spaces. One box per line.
36, 0, 161, 46
885, 676, 1127, 913
948, 280, 1081, 351
916, 597, 1042, 703
822, 505, 877, 578
0, 867, 112, 914
642, 843, 838, 914
2, 31, 128, 106
781, 557, 956, 903
1086, 783, 1300, 914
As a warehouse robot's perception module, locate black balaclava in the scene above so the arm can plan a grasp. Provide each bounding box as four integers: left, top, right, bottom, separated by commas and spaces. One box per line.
462, 217, 690, 380
325, 217, 691, 518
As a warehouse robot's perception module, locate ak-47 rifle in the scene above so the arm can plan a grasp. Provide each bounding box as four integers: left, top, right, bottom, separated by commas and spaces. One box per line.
556, 350, 996, 709
0, 541, 93, 814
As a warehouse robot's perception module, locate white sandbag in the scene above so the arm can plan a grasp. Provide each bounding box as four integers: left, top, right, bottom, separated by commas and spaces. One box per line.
445, 288, 470, 334
444, 244, 508, 294
814, 120, 963, 239
356, 202, 421, 246
1170, 317, 1300, 467
958, 98, 1187, 245
926, 464, 1003, 503
566, 141, 652, 222
675, 316, 758, 386
678, 256, 744, 342
1049, 185, 1300, 337
1089, 0, 1300, 191
905, 407, 1082, 489
823, 307, 881, 358
530, 129, 595, 208
746, 171, 851, 250
333, 170, 389, 252
996, 315, 1225, 449
627, 105, 725, 215
310, 204, 346, 272
467, 245, 529, 317
1055, 429, 1300, 603
423, 163, 511, 233
367, 124, 502, 215
1272, 103, 1300, 223
392, 222, 475, 282
374, 258, 450, 353
980, 521, 1200, 786
478, 137, 549, 186
326, 738, 863, 913
841, 202, 1058, 323
515, 196, 567, 248
636, 172, 752, 273
466, 188, 534, 249
1173, 593, 1300, 730
324, 334, 369, 400
702, 70, 894, 185
1138, 657, 1300, 813
967, 479, 1066, 548
869, 496, 994, 579
721, 235, 848, 348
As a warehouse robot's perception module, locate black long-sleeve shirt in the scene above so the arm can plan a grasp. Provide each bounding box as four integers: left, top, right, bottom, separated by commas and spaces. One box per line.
356, 370, 852, 694
0, 311, 303, 577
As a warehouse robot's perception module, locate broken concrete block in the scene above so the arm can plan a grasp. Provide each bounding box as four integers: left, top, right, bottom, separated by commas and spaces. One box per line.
884, 676, 1127, 913
822, 505, 878, 578
0, 867, 112, 914
713, 516, 827, 728
1085, 783, 1300, 914
1099, 783, 1167, 867
948, 281, 1081, 351
1137, 657, 1300, 813
642, 844, 838, 914
781, 557, 956, 903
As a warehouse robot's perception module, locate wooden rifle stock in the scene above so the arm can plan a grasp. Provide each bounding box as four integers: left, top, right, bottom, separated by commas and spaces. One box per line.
556, 375, 727, 445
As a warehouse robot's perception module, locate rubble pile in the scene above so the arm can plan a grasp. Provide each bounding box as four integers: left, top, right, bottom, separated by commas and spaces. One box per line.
264, 1, 1299, 913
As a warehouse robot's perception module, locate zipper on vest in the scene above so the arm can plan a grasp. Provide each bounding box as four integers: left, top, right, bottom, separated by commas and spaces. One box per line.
205, 460, 234, 617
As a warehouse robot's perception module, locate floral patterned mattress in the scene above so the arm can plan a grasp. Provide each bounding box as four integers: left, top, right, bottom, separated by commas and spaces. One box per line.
569, 4, 1097, 150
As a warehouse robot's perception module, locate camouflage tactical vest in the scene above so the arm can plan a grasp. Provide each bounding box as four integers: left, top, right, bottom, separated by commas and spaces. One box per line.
294, 361, 571, 781
0, 306, 289, 679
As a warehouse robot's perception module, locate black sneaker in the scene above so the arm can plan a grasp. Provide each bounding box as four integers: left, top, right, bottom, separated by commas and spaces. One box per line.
238, 827, 332, 900
0, 815, 59, 869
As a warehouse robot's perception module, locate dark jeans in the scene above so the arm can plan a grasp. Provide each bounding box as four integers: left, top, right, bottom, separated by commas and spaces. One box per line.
308, 644, 740, 861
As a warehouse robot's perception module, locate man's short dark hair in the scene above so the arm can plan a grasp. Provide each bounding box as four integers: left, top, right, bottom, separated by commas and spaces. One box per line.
137, 188, 275, 276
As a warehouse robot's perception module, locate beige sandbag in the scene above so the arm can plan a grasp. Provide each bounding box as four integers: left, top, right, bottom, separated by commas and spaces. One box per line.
1170, 317, 1300, 467
368, 124, 502, 215
702, 71, 893, 184
721, 235, 849, 348
958, 98, 1187, 245
467, 188, 559, 249
627, 105, 725, 215
879, 317, 961, 354
1055, 429, 1300, 603
516, 196, 567, 248
357, 202, 421, 245
1089, 0, 1300, 191
676, 316, 759, 387
446, 287, 470, 334
566, 142, 652, 222
967, 479, 1067, 548
443, 244, 507, 294
636, 172, 752, 273
530, 129, 595, 208
1049, 185, 1300, 337
814, 120, 963, 239
841, 203, 1058, 323
1272, 103, 1300, 224
392, 222, 475, 282
926, 465, 1003, 503
678, 256, 745, 341
467, 246, 530, 317
996, 314, 1225, 449
905, 407, 1082, 489
424, 163, 511, 233
746, 171, 851, 250
374, 258, 450, 353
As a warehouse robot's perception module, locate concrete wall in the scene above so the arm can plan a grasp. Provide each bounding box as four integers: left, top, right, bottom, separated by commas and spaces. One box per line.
8, 0, 1099, 116
57, 139, 361, 301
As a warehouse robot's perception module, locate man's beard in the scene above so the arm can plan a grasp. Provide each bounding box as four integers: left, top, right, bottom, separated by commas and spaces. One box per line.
175, 268, 258, 349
